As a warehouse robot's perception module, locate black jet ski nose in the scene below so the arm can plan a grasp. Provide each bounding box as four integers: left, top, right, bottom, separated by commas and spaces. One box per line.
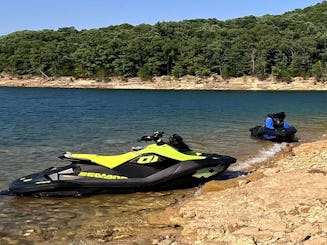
203, 154, 237, 165
220, 155, 237, 164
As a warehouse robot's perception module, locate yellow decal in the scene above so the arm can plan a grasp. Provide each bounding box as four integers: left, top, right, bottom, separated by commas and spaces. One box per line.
78, 171, 128, 180
70, 144, 205, 169
192, 166, 225, 178
35, 180, 51, 184
22, 178, 32, 182
137, 155, 159, 164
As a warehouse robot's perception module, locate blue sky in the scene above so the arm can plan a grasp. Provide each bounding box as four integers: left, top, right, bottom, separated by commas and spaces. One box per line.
0, 0, 324, 35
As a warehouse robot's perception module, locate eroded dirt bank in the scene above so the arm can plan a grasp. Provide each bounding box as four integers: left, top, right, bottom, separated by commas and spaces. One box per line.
1, 75, 327, 90
149, 136, 327, 244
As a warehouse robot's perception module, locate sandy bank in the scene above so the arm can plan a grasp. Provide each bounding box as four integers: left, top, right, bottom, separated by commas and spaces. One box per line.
1, 75, 327, 90
149, 136, 327, 244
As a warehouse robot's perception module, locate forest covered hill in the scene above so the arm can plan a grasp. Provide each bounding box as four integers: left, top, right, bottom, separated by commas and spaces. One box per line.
0, 1, 326, 82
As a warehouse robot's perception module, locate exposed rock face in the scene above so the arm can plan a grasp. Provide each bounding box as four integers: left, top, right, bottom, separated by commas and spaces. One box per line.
155, 138, 327, 244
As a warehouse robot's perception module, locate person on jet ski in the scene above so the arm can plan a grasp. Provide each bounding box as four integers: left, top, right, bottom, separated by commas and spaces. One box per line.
263, 112, 291, 140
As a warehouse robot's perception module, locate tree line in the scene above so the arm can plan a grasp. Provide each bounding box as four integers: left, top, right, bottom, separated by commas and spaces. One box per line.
0, 2, 326, 82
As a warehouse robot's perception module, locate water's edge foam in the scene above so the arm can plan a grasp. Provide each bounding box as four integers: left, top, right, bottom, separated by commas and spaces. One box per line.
231, 143, 287, 171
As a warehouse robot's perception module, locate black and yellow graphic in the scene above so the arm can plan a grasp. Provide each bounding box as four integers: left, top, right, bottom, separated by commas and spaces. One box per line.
137, 155, 159, 164
79, 171, 128, 180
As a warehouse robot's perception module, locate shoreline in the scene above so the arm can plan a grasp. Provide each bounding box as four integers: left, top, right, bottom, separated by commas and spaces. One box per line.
1, 136, 326, 244
147, 135, 327, 244
1, 75, 327, 91
50, 136, 325, 244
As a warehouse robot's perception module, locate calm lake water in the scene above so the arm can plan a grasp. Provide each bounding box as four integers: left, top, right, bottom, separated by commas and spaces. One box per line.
0, 87, 326, 243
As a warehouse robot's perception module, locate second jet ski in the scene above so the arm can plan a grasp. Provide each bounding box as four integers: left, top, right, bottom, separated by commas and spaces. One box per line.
250, 112, 297, 142
6, 131, 236, 197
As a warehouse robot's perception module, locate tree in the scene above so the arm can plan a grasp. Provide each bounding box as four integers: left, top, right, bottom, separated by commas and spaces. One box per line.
0, 2, 326, 81
312, 61, 327, 82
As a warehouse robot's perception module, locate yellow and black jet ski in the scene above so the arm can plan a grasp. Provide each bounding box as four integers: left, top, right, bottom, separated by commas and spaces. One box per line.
6, 131, 236, 197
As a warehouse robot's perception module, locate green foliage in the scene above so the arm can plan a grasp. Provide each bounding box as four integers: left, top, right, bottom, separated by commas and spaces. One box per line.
272, 66, 292, 83
221, 66, 230, 79
312, 61, 327, 82
0, 2, 326, 81
137, 65, 152, 80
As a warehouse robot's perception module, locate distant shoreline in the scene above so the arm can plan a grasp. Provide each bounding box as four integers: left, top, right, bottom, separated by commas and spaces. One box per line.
1, 75, 327, 91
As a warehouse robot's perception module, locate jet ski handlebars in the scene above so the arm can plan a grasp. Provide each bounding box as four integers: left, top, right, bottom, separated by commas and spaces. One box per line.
138, 131, 192, 152
138, 131, 165, 144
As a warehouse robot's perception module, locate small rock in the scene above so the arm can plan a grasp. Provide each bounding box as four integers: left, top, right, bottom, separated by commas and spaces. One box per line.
152, 239, 159, 244
238, 179, 250, 187
112, 234, 132, 240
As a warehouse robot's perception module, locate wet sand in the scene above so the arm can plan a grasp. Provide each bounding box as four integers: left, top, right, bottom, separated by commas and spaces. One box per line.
0, 189, 195, 244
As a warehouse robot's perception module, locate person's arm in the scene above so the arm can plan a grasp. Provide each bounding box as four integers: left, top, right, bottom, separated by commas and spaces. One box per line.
283, 121, 290, 128
265, 118, 274, 129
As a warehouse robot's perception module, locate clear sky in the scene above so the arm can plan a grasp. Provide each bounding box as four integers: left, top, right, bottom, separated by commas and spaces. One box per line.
0, 0, 324, 35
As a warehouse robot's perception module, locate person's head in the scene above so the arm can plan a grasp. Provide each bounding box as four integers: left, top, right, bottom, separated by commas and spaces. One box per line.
268, 112, 285, 120
268, 112, 286, 127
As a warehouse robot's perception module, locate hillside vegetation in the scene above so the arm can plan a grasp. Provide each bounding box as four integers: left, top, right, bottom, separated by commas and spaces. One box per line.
0, 2, 326, 82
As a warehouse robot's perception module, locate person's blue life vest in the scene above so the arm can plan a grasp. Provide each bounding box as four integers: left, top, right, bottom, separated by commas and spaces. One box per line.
263, 117, 290, 140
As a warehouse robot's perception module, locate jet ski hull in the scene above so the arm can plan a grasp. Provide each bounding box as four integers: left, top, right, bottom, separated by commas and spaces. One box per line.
8, 154, 236, 197
250, 126, 297, 143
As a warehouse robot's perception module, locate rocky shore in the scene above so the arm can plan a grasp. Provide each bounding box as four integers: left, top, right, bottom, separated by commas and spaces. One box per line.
149, 136, 327, 244
1, 74, 327, 90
